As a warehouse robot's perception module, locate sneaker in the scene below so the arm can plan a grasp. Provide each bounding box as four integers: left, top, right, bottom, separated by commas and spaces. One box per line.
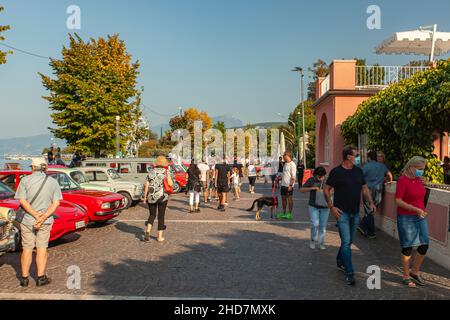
19, 276, 29, 287
220, 207, 226, 212
309, 241, 315, 249
224, 202, 228, 206
276, 212, 286, 219
284, 212, 293, 220
345, 275, 355, 286
357, 226, 367, 237
195, 208, 201, 213
410, 273, 426, 286
36, 275, 51, 287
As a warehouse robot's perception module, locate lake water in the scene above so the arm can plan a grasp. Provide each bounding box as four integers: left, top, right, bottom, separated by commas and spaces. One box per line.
0, 157, 31, 169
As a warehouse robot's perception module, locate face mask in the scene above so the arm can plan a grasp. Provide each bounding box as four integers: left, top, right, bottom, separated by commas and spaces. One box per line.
354, 156, 361, 166
415, 169, 424, 177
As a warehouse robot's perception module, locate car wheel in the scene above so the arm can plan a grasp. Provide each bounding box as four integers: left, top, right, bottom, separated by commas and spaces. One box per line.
119, 192, 132, 209
172, 182, 181, 193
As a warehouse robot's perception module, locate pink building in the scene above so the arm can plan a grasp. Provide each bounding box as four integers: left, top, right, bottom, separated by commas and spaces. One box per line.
312, 60, 449, 170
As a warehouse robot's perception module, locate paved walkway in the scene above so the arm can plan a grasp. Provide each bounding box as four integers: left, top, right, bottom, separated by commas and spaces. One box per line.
0, 183, 449, 300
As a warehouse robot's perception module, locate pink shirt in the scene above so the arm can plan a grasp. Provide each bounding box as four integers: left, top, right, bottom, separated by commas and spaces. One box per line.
395, 175, 426, 216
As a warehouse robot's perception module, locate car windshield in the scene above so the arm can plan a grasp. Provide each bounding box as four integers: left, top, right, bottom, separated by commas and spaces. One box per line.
0, 181, 14, 199
49, 172, 81, 191
70, 171, 89, 184
107, 169, 121, 180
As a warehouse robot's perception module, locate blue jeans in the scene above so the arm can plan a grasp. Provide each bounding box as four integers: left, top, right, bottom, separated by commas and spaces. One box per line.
336, 212, 360, 276
308, 206, 330, 245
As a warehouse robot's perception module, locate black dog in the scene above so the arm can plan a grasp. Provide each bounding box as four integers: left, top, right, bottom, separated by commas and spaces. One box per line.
246, 196, 278, 220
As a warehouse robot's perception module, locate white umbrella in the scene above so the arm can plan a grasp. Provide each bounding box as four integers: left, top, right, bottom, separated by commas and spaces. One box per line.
375, 24, 450, 62
280, 132, 286, 155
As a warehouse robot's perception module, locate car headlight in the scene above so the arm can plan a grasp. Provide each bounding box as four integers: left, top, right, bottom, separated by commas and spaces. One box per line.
101, 202, 111, 209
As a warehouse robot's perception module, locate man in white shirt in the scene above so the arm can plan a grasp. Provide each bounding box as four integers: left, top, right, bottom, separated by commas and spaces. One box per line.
197, 158, 210, 204
279, 151, 296, 220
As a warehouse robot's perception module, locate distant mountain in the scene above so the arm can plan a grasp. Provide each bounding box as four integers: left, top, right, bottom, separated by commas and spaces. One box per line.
212, 115, 243, 128
0, 134, 66, 155
231, 122, 287, 129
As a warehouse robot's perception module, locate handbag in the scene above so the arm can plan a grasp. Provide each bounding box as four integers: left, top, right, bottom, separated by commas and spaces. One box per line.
163, 170, 174, 195
15, 176, 49, 223
314, 179, 329, 208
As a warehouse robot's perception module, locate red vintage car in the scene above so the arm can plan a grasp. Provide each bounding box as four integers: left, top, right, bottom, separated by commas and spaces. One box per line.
0, 170, 125, 225
0, 181, 87, 245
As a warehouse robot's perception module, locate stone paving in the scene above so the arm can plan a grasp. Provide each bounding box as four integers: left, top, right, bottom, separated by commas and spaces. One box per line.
0, 182, 449, 300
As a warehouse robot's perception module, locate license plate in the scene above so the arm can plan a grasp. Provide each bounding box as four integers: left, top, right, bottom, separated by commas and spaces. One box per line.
75, 221, 86, 229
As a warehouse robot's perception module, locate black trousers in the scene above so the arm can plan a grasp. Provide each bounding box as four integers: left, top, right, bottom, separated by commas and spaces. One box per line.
297, 174, 304, 188
146, 200, 168, 231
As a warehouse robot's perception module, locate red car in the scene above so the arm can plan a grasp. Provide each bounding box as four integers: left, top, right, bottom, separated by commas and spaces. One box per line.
0, 181, 87, 245
0, 170, 125, 225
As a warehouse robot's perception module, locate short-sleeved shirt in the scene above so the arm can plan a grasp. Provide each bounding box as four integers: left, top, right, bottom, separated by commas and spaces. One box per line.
146, 167, 173, 203
248, 165, 257, 177
15, 172, 63, 226
326, 165, 366, 214
197, 163, 210, 182
395, 175, 426, 216
281, 161, 297, 187
363, 160, 388, 189
303, 176, 327, 208
215, 163, 231, 186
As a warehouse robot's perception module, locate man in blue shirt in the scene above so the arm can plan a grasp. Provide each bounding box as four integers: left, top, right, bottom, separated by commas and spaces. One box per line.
357, 151, 393, 238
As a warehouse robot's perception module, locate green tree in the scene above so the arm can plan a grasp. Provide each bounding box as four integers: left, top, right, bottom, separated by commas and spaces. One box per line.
40, 33, 142, 158
307, 59, 329, 100
0, 6, 12, 65
213, 121, 226, 134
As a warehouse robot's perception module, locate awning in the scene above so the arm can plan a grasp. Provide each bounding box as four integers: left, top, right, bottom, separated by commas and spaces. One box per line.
375, 24, 450, 62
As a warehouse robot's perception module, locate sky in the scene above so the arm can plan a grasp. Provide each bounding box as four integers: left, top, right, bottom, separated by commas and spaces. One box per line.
1, 0, 450, 139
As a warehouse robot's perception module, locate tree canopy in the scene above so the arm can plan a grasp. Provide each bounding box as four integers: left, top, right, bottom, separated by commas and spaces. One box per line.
341, 60, 450, 182
40, 33, 143, 158
0, 6, 12, 65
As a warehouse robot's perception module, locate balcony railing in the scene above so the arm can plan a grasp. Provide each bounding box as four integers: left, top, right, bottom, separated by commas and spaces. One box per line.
355, 65, 430, 89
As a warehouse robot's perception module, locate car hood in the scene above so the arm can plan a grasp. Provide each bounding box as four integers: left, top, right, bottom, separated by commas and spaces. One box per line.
80, 182, 113, 191
65, 189, 123, 200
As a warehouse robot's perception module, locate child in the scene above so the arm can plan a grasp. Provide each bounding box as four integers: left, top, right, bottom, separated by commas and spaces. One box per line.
207, 165, 217, 201
231, 167, 240, 200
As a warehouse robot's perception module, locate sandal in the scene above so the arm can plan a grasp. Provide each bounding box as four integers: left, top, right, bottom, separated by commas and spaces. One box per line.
142, 232, 150, 242
410, 273, 426, 286
402, 277, 417, 288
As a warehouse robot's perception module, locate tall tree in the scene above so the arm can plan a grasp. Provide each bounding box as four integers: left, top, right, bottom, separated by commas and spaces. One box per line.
307, 59, 329, 100
213, 121, 226, 134
40, 33, 142, 158
0, 6, 12, 65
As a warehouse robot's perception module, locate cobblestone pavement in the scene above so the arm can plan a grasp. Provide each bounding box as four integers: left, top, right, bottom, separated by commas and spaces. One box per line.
0, 182, 449, 300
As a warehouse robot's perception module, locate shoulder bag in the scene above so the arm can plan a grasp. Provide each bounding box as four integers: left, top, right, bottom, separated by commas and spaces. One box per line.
314, 179, 330, 208
163, 169, 174, 195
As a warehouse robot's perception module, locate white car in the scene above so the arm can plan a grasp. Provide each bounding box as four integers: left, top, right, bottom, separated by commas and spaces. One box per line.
78, 167, 144, 209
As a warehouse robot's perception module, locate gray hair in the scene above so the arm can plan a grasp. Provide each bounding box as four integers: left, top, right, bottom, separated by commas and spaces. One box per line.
402, 156, 426, 175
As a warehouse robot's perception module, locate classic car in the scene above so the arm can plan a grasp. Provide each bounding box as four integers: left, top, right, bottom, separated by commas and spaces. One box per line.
0, 206, 20, 255
50, 168, 114, 192
0, 170, 125, 225
0, 180, 87, 247
77, 167, 143, 209
81, 158, 188, 193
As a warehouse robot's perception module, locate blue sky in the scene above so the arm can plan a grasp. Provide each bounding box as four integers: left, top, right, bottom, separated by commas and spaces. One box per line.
1, 0, 450, 138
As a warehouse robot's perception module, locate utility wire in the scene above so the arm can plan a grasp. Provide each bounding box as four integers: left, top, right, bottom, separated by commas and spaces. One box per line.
0, 42, 50, 60
141, 103, 179, 118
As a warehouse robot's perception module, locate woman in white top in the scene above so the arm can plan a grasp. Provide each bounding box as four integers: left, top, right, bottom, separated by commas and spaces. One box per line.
231, 167, 241, 200
247, 162, 257, 194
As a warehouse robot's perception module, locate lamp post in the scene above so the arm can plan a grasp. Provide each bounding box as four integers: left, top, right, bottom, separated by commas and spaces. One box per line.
292, 67, 307, 168
116, 116, 120, 158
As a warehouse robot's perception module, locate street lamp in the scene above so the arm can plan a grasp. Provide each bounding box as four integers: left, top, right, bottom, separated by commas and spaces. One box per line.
292, 67, 307, 168
116, 116, 120, 158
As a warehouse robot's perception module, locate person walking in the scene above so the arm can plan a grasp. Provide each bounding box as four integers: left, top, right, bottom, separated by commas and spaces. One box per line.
300, 166, 330, 250
296, 160, 305, 190
247, 161, 257, 194
233, 159, 244, 194
47, 147, 54, 165
207, 162, 217, 201
14, 158, 62, 287
142, 156, 173, 242
197, 159, 210, 204
215, 157, 231, 212
395, 156, 430, 288
357, 151, 393, 239
323, 145, 376, 286
186, 159, 202, 213
231, 167, 241, 200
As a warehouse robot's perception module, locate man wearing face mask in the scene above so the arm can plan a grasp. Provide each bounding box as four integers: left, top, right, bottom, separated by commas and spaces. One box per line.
323, 145, 376, 286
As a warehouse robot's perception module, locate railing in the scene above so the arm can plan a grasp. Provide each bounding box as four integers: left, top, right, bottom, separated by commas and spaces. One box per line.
355, 65, 430, 89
